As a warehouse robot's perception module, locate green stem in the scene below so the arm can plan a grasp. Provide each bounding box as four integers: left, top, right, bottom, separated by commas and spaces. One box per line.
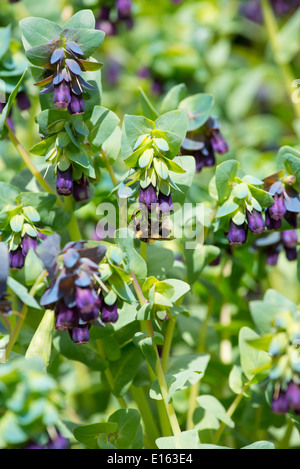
261, 0, 300, 120
5, 270, 48, 359
6, 125, 60, 199
161, 316, 176, 373
277, 418, 294, 449
212, 381, 251, 445
131, 272, 181, 436
186, 295, 215, 430
130, 385, 160, 447
96, 339, 127, 409
64, 196, 82, 241
101, 149, 118, 187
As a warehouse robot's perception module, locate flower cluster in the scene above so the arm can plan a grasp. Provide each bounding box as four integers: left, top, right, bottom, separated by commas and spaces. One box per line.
37, 235, 120, 344
9, 230, 47, 270
255, 308, 300, 415
37, 40, 98, 115
181, 117, 229, 172
96, 0, 133, 36
254, 230, 298, 266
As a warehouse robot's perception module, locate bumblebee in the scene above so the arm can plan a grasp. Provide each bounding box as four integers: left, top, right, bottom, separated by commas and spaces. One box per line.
130, 209, 173, 243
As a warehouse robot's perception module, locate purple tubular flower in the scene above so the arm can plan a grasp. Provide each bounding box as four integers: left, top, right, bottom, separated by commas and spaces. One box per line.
228, 221, 248, 245
266, 248, 280, 266
101, 300, 119, 323
265, 209, 282, 230
53, 81, 71, 109
69, 325, 90, 345
285, 211, 298, 229
139, 184, 157, 210
210, 129, 229, 155
56, 166, 73, 196
246, 209, 265, 234
285, 247, 297, 262
16, 91, 30, 111
286, 382, 300, 414
281, 230, 298, 248
116, 0, 132, 17
268, 193, 287, 221
76, 287, 100, 322
73, 175, 90, 202
158, 192, 173, 214
272, 389, 289, 414
9, 247, 25, 270
55, 302, 78, 332
47, 434, 69, 450
67, 93, 85, 115
22, 234, 38, 256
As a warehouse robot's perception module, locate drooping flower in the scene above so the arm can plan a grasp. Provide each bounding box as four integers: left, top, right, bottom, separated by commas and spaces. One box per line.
228, 220, 248, 245
139, 184, 157, 210
100, 298, 119, 323
73, 174, 90, 202
16, 91, 30, 111
264, 177, 300, 230
246, 209, 265, 234
9, 246, 25, 270
56, 166, 73, 196
267, 192, 287, 222
272, 382, 300, 415
158, 191, 173, 214
181, 116, 229, 173
22, 234, 39, 256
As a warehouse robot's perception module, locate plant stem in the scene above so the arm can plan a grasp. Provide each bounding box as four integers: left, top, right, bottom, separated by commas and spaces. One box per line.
161, 316, 176, 373
101, 149, 118, 186
96, 339, 127, 409
64, 196, 83, 241
6, 125, 59, 199
212, 381, 251, 445
261, 0, 300, 120
130, 384, 160, 447
186, 295, 215, 430
5, 270, 48, 359
131, 272, 181, 436
277, 418, 294, 449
